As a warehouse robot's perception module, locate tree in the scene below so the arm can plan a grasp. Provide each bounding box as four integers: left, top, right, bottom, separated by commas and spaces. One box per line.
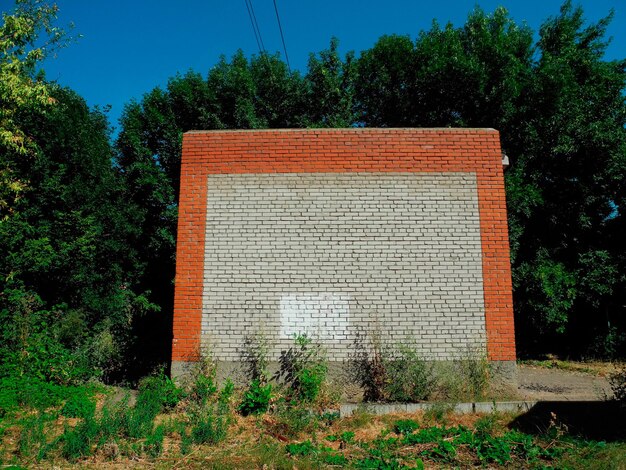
509, 2, 626, 356
305, 37, 357, 127
0, 0, 71, 220
0, 86, 154, 382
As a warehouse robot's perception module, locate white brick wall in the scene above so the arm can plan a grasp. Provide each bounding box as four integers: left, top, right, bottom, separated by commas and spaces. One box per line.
201, 172, 486, 360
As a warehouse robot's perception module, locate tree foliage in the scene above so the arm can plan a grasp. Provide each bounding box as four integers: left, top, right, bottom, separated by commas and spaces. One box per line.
0, 0, 70, 220
0, 86, 156, 382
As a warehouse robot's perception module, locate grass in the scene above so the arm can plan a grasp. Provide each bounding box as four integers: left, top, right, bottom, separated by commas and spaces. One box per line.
1, 358, 625, 468
1, 390, 625, 468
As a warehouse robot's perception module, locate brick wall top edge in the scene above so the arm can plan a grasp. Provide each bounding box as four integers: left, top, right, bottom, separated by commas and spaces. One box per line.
184, 127, 498, 135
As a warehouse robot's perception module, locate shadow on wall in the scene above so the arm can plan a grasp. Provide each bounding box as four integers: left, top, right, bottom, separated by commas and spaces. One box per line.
509, 401, 625, 442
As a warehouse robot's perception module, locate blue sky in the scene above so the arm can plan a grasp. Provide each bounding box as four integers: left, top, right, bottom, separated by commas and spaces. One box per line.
23, 0, 626, 131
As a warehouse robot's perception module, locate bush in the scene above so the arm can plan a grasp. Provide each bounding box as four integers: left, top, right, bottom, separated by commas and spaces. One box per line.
241, 333, 271, 383
349, 330, 387, 401
189, 356, 218, 404
349, 332, 437, 402
219, 378, 235, 405
61, 391, 96, 419
384, 343, 436, 402
0, 290, 95, 385
192, 373, 217, 404
138, 370, 184, 411
0, 375, 88, 415
453, 349, 490, 401
275, 334, 327, 403
238, 379, 272, 416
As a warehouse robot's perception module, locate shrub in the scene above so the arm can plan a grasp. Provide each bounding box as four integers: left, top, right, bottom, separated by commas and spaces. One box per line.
0, 375, 87, 415
190, 356, 218, 404
138, 369, 184, 411
219, 378, 234, 405
241, 332, 271, 383
348, 330, 387, 401
383, 343, 436, 402
0, 290, 95, 385
238, 379, 272, 416
275, 334, 327, 403
192, 373, 217, 404
453, 349, 490, 401
350, 332, 437, 402
61, 391, 96, 419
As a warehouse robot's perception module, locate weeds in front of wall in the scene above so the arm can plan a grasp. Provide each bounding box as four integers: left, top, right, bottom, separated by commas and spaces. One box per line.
274, 333, 328, 403
349, 330, 438, 402
384, 343, 437, 402
190, 355, 218, 405
349, 329, 388, 401
238, 379, 272, 416
238, 332, 274, 415
349, 329, 493, 403
241, 332, 271, 383
453, 346, 491, 401
433, 347, 491, 402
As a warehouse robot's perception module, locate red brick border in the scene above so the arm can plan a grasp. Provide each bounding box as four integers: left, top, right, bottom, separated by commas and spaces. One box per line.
172, 128, 515, 363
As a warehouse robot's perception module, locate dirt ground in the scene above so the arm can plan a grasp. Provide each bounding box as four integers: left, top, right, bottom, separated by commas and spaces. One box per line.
517, 364, 613, 401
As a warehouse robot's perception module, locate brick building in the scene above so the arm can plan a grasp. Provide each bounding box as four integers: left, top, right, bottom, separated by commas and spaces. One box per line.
171, 128, 516, 384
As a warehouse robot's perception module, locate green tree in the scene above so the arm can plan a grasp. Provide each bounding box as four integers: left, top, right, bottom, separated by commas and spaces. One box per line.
510, 2, 626, 355
305, 37, 357, 127
0, 0, 68, 219
0, 86, 154, 382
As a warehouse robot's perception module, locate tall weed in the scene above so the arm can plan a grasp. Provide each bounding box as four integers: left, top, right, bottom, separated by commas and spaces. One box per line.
349, 332, 437, 402
275, 334, 327, 403
190, 406, 228, 445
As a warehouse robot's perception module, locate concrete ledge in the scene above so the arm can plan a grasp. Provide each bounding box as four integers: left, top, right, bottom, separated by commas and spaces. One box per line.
340, 401, 537, 418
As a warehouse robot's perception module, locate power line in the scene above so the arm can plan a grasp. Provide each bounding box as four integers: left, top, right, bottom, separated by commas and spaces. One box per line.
245, 0, 267, 55
272, 0, 291, 72
244, 0, 263, 56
